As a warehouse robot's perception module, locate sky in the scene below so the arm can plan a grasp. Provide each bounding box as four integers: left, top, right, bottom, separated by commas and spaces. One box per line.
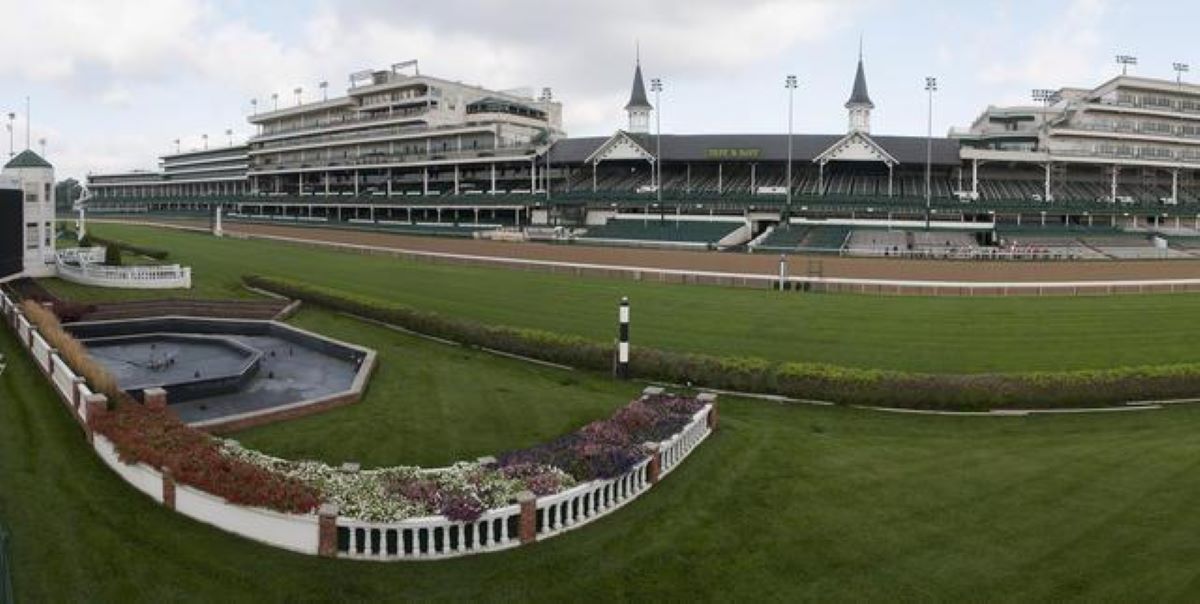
0, 0, 1195, 180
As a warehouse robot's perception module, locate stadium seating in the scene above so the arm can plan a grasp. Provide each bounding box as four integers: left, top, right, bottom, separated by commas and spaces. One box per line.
579, 219, 740, 245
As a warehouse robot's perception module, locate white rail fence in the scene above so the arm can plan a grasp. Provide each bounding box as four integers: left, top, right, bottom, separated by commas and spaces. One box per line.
55, 246, 191, 289
0, 289, 716, 560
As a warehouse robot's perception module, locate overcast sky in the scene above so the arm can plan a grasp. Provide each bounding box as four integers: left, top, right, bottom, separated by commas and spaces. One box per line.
0, 0, 1193, 180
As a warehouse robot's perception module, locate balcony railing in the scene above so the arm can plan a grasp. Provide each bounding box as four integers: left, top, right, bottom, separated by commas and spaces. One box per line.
249, 147, 539, 173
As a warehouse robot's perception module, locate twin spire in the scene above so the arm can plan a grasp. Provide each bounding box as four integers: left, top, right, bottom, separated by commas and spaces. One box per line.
622, 39, 872, 134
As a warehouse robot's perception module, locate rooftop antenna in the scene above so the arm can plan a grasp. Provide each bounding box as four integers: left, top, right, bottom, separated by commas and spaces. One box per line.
25, 96, 30, 151
858, 33, 863, 61
636, 39, 641, 65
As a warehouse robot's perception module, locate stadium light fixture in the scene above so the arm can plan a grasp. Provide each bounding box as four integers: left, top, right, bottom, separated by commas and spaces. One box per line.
37, 137, 45, 157
1174, 62, 1190, 86
5, 112, 12, 158
294, 87, 303, 106
271, 92, 279, 111
319, 80, 329, 101
785, 74, 798, 226
651, 78, 663, 208
202, 133, 209, 150
925, 76, 938, 231
225, 128, 233, 147
1116, 55, 1138, 75
173, 138, 180, 154
250, 98, 257, 116
540, 87, 553, 201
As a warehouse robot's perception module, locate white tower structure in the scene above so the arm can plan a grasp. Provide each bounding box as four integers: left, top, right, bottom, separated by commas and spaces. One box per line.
845, 48, 875, 134
625, 55, 653, 133
3, 149, 56, 277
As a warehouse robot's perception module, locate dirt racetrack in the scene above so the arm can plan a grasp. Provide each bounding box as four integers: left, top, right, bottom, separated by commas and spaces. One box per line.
101, 218, 1200, 290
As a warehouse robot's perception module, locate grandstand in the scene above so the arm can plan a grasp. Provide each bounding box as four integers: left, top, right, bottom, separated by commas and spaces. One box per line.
81, 49, 1200, 255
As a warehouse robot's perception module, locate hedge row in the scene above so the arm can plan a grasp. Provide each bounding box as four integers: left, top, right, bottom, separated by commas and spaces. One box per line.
80, 234, 170, 260
243, 274, 1200, 411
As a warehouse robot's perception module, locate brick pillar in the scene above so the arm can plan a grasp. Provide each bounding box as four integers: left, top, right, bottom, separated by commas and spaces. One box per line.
84, 393, 109, 444
162, 468, 177, 510
698, 392, 719, 430
143, 387, 168, 410
517, 491, 537, 544
645, 443, 661, 484
318, 503, 339, 558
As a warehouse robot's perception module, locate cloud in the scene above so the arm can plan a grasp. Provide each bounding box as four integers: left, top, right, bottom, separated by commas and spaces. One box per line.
0, 0, 862, 178
976, 0, 1111, 88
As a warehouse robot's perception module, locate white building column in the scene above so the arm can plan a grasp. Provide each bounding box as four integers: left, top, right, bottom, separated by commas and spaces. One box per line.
491, 163, 497, 194
1172, 168, 1179, 204
750, 163, 756, 193
423, 167, 429, 195
353, 171, 359, 196
386, 169, 393, 197
453, 165, 460, 196
1044, 162, 1051, 201
1110, 165, 1119, 201
717, 163, 723, 194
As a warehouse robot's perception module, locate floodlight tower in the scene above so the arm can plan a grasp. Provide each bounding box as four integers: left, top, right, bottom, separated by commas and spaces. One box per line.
539, 87, 553, 201
1116, 55, 1138, 75
319, 80, 329, 101
202, 133, 208, 150
294, 87, 303, 106
924, 76, 937, 230
5, 112, 13, 158
1174, 62, 1190, 87
226, 128, 233, 147
271, 93, 279, 111
651, 78, 663, 207
250, 98, 258, 115
784, 74, 798, 225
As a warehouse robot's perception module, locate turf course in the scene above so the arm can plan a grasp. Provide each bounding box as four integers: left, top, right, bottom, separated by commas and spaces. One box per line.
10, 315, 1200, 600
40, 222, 1200, 374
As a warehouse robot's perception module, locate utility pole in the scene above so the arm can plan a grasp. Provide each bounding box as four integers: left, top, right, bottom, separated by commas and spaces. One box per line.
785, 75, 798, 227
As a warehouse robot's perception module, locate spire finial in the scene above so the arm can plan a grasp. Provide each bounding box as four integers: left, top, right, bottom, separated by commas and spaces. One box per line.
636, 39, 641, 65
858, 34, 863, 61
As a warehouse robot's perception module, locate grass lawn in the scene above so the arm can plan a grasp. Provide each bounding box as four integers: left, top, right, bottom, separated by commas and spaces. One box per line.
38, 222, 1200, 374
235, 308, 642, 467
11, 321, 1200, 600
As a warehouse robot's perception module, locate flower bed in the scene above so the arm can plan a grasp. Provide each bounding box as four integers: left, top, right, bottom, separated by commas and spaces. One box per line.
219, 393, 708, 523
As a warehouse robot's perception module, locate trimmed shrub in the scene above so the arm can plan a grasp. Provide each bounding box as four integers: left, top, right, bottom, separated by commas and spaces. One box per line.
103, 245, 122, 267
86, 235, 169, 261
243, 274, 1200, 411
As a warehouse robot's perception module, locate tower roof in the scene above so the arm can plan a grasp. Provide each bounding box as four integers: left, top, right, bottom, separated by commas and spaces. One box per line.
625, 62, 653, 111
845, 58, 874, 109
3, 149, 51, 169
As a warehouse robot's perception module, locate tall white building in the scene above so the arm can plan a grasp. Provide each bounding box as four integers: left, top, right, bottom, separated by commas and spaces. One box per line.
953, 74, 1200, 203
2, 150, 56, 278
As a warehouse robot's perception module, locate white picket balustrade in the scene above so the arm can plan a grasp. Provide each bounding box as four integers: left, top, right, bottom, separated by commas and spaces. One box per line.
55, 246, 192, 289
339, 505, 523, 561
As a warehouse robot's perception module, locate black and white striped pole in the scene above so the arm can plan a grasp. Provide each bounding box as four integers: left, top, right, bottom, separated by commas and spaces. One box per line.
778, 254, 788, 291
616, 296, 630, 379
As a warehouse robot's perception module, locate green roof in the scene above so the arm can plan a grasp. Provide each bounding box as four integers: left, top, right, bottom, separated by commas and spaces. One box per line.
4, 149, 51, 169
